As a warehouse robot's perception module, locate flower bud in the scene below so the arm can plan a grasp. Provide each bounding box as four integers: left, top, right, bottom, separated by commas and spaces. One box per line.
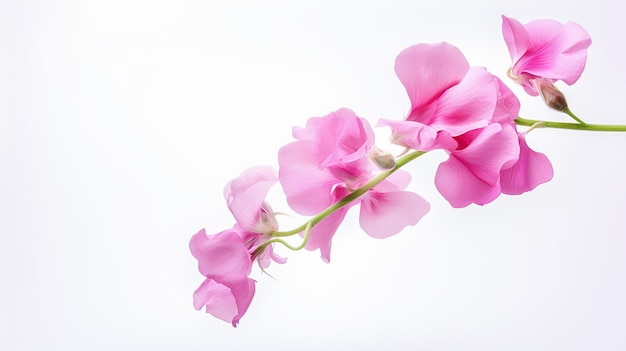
368, 147, 396, 170
532, 78, 568, 112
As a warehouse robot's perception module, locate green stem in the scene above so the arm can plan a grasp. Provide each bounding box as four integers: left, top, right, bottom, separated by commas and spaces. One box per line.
562, 107, 587, 125
259, 150, 426, 253
515, 117, 626, 132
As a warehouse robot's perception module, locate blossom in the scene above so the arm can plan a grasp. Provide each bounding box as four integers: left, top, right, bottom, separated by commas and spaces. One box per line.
190, 229, 255, 327
278, 108, 429, 262
502, 15, 592, 96
384, 41, 552, 207
190, 166, 285, 326
434, 123, 520, 208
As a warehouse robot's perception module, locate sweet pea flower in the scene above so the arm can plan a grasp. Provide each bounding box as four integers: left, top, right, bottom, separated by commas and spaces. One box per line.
502, 15, 592, 96
384, 41, 552, 207
190, 229, 255, 327
190, 166, 285, 326
278, 108, 429, 262
434, 123, 520, 207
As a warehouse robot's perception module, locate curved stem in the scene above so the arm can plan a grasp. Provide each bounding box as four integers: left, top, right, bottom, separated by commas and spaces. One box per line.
562, 107, 587, 125
515, 117, 626, 132
265, 150, 426, 251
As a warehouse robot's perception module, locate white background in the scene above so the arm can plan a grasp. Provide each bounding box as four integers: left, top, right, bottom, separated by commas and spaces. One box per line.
2, 1, 625, 350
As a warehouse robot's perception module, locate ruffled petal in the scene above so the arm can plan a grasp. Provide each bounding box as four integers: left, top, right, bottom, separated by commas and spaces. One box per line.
500, 133, 554, 195
448, 123, 519, 186
435, 154, 503, 208
224, 166, 277, 232
502, 15, 530, 64
359, 189, 430, 238
278, 140, 338, 214
395, 42, 469, 119
434, 124, 520, 207
193, 279, 238, 322
229, 278, 256, 327
304, 187, 353, 263
377, 119, 457, 151
430, 67, 495, 136
189, 229, 252, 281
521, 20, 591, 85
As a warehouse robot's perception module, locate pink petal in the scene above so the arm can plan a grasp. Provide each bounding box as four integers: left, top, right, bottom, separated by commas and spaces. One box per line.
229, 278, 256, 327
224, 166, 277, 232
359, 189, 430, 238
304, 187, 352, 263
434, 124, 520, 208
189, 229, 252, 281
521, 20, 591, 85
502, 15, 530, 64
193, 279, 238, 322
377, 119, 457, 151
429, 67, 495, 136
278, 140, 338, 214
395, 42, 469, 117
435, 155, 503, 208
491, 76, 521, 125
448, 123, 519, 186
500, 133, 554, 195
193, 276, 256, 328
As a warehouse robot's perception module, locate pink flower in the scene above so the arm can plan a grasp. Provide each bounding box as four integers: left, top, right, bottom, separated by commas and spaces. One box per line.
223, 166, 286, 268
502, 15, 592, 96
278, 108, 429, 262
434, 123, 520, 208
190, 228, 255, 327
190, 166, 285, 326
393, 43, 498, 138
385, 41, 552, 207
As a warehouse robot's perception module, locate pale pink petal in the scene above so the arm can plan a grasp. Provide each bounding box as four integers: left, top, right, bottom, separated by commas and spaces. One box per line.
395, 42, 469, 117
430, 67, 495, 136
189, 229, 252, 281
435, 155, 503, 208
224, 166, 277, 232
434, 124, 520, 207
359, 189, 430, 238
193, 279, 238, 322
503, 15, 591, 95
502, 15, 530, 64
448, 123, 519, 186
521, 20, 591, 85
304, 187, 353, 263
500, 133, 554, 195
491, 76, 521, 125
229, 278, 256, 327
377, 119, 457, 151
278, 140, 338, 214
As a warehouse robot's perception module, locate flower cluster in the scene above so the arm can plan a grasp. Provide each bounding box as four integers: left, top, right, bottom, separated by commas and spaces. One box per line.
189, 15, 602, 326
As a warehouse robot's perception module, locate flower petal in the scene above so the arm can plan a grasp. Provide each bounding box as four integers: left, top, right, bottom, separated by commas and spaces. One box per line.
435, 155, 503, 208
502, 15, 530, 64
278, 139, 338, 214
189, 229, 252, 281
193, 278, 238, 322
430, 67, 495, 136
359, 189, 430, 238
500, 133, 554, 195
224, 166, 277, 232
304, 187, 353, 263
395, 42, 469, 118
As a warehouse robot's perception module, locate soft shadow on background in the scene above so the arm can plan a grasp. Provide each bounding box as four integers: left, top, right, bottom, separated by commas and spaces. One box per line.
1, 1, 625, 350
